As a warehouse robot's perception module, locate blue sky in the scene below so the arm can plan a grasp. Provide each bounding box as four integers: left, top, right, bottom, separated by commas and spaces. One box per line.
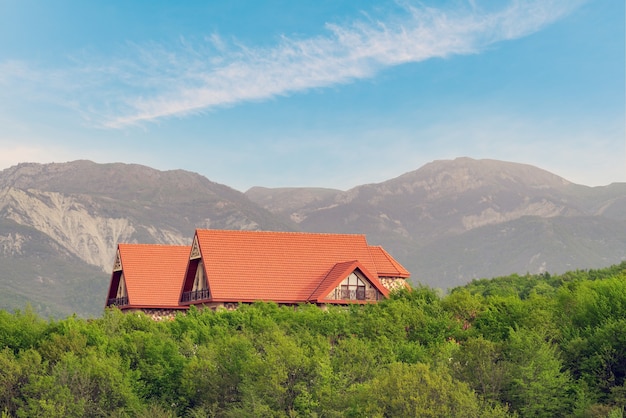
0, 0, 623, 191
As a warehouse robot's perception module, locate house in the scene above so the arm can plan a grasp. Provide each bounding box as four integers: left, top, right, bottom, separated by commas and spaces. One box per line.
180, 229, 409, 310
105, 243, 191, 319
105, 229, 410, 316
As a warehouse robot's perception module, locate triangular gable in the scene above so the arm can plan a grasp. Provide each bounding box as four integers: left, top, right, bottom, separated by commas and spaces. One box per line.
113, 249, 122, 272
190, 235, 201, 260
180, 231, 211, 303
113, 273, 129, 305
181, 258, 210, 303
312, 260, 389, 304
106, 245, 127, 307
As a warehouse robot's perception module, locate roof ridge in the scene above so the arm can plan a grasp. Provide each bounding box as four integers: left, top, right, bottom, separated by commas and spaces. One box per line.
195, 228, 366, 238
119, 243, 190, 248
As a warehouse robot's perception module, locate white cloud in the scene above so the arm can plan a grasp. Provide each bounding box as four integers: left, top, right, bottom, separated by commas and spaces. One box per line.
0, 0, 584, 129
95, 0, 583, 127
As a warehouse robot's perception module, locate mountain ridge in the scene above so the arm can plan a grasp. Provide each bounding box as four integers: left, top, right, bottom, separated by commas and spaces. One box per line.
1, 157, 624, 317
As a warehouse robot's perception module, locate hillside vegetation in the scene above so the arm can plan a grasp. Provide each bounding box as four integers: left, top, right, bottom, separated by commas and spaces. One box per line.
1, 263, 625, 417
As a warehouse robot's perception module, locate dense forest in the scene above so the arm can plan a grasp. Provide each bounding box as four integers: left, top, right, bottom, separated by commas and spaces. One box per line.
1, 263, 625, 417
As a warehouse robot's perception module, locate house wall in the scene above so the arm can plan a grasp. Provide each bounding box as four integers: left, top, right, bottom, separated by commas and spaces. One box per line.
186, 301, 239, 311
123, 308, 186, 321
379, 277, 408, 292
132, 297, 389, 320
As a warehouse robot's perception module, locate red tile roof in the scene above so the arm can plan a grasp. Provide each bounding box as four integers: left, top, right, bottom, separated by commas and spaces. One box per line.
369, 245, 411, 278
191, 229, 387, 304
112, 244, 191, 309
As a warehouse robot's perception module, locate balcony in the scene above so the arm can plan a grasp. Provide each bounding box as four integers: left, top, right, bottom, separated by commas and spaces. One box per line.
107, 296, 129, 307
340, 286, 366, 301
181, 289, 210, 303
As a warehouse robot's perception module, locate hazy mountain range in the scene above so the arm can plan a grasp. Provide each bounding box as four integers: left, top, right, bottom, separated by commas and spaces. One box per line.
1, 157, 624, 317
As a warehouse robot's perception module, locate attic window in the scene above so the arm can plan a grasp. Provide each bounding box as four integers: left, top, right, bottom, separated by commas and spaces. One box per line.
339, 272, 366, 300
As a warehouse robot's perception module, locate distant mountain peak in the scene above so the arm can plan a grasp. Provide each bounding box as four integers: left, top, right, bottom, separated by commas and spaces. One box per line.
422, 157, 570, 185
385, 157, 571, 198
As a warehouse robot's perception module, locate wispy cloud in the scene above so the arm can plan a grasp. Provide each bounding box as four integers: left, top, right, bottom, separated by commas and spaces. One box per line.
1, 0, 584, 128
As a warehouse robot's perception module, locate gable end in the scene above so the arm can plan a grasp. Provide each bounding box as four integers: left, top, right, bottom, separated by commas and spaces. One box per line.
181, 258, 210, 303
107, 271, 129, 307
312, 260, 390, 304
190, 235, 201, 260
324, 269, 383, 302
113, 249, 122, 272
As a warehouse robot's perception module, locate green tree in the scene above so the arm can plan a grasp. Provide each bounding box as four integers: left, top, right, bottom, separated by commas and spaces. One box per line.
352, 362, 509, 417
503, 328, 572, 417
52, 351, 141, 417
242, 326, 328, 416
0, 306, 48, 353
0, 348, 25, 415
179, 343, 220, 413
451, 336, 509, 404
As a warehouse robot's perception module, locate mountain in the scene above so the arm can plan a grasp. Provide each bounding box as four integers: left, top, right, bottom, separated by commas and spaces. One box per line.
246, 158, 626, 286
1, 158, 624, 317
0, 161, 296, 317
0, 217, 109, 318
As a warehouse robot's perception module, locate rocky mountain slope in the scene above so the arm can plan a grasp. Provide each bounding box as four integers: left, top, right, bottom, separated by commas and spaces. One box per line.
0, 161, 296, 317
246, 158, 626, 285
1, 158, 624, 317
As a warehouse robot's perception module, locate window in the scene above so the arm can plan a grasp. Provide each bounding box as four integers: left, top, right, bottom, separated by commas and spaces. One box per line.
192, 261, 206, 292
116, 273, 127, 299
339, 272, 366, 300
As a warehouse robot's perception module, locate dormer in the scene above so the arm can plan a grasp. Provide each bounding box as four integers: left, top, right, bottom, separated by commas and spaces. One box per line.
312, 260, 389, 304
107, 249, 129, 307
180, 234, 210, 303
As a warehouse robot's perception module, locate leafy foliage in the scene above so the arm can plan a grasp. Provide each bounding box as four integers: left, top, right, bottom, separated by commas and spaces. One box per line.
0, 262, 625, 416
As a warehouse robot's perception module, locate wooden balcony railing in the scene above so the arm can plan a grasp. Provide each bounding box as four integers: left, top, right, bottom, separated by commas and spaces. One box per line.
340, 286, 366, 301
181, 289, 210, 302
107, 296, 129, 307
